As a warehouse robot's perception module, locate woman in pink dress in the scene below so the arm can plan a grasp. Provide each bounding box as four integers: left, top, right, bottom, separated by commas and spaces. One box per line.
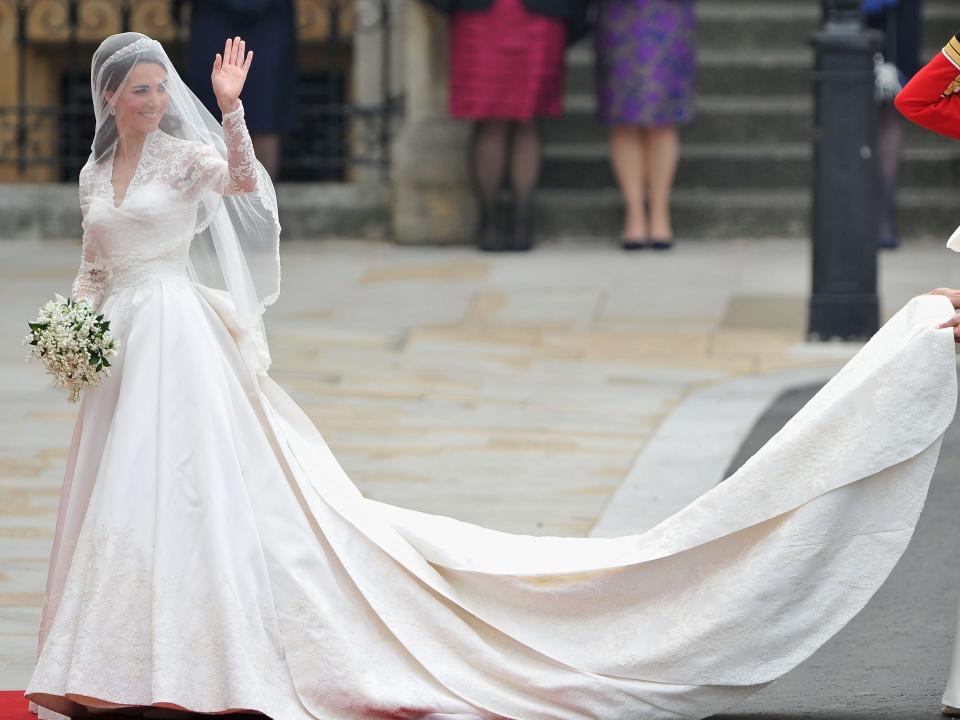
439, 0, 585, 251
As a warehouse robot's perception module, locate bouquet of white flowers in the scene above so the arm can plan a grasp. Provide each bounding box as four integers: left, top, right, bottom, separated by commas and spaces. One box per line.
24, 294, 120, 403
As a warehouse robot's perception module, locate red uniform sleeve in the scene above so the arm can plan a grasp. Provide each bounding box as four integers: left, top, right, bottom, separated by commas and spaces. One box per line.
895, 36, 960, 140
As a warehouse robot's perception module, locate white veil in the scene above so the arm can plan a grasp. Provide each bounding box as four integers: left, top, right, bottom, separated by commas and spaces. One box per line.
89, 32, 281, 373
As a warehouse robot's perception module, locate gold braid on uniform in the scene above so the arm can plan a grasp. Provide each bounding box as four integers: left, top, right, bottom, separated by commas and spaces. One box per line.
942, 32, 960, 95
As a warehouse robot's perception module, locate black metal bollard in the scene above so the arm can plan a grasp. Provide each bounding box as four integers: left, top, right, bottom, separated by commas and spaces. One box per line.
808, 0, 883, 341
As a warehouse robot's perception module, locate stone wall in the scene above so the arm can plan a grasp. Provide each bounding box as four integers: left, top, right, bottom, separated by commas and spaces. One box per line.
391, 3, 475, 244
0, 184, 389, 241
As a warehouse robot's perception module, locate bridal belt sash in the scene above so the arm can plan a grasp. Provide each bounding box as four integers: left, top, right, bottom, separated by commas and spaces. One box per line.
108, 259, 190, 294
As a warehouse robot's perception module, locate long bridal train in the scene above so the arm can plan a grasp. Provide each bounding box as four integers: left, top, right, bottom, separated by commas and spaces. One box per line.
27, 293, 958, 720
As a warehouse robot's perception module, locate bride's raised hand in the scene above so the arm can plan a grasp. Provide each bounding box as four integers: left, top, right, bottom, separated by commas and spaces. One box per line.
212, 36, 253, 115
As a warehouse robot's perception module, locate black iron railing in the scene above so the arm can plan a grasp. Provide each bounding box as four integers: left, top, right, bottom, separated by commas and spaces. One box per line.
0, 0, 401, 181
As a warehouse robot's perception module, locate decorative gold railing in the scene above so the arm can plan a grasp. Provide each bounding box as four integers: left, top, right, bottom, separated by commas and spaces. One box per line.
0, 0, 397, 182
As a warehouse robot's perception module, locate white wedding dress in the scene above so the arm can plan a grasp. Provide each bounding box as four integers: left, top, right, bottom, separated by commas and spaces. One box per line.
25, 102, 960, 719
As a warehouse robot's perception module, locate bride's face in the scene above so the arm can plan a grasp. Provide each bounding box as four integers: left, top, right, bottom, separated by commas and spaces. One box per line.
109, 62, 169, 135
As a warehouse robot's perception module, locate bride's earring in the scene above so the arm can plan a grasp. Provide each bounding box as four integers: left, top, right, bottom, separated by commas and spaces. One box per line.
109, 105, 116, 116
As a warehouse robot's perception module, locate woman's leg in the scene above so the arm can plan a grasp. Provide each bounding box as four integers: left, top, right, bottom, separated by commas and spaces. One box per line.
644, 125, 680, 246
472, 120, 510, 251
509, 119, 542, 251
609, 126, 648, 246
876, 103, 905, 248
251, 134, 282, 182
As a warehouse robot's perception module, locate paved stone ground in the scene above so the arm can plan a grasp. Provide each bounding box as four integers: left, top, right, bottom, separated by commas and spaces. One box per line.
2, 237, 960, 708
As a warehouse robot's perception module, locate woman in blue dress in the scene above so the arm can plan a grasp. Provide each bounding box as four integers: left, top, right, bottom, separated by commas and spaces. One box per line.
593, 0, 696, 250
186, 0, 298, 180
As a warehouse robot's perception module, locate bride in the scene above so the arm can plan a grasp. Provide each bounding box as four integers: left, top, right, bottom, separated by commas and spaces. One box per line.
24, 31, 960, 720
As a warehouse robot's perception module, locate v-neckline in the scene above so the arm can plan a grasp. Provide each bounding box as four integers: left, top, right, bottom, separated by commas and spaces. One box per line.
109, 132, 153, 209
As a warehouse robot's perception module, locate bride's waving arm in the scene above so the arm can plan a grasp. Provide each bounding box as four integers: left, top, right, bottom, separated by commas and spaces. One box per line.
71, 166, 107, 307
212, 100, 258, 195
186, 36, 259, 196
211, 36, 257, 195
223, 105, 258, 194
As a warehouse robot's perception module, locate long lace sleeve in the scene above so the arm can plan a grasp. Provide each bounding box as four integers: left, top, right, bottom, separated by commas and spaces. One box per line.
71, 168, 107, 307
72, 241, 108, 308
186, 100, 259, 197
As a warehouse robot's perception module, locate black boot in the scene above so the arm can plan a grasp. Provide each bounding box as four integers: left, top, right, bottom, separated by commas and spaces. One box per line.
510, 201, 535, 252
477, 203, 506, 252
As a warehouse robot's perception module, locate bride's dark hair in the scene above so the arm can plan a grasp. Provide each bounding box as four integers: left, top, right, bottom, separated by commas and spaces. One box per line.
92, 43, 180, 161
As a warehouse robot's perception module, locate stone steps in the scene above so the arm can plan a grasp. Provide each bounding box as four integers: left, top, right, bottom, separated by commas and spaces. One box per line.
541, 142, 960, 189
662, 2, 953, 53
544, 94, 815, 145
566, 45, 953, 99
537, 1, 960, 239
532, 188, 960, 241
548, 93, 959, 147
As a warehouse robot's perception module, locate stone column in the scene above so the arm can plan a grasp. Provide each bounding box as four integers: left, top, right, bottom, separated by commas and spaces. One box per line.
351, 0, 404, 186
392, 2, 474, 244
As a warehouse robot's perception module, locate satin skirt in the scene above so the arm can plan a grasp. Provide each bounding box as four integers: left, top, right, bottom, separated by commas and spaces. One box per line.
25, 274, 959, 720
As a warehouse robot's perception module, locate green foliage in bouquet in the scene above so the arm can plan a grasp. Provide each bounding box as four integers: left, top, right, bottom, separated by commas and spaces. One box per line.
24, 294, 121, 403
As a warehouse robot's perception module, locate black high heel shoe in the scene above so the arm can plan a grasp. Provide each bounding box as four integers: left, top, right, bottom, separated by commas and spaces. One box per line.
620, 238, 648, 251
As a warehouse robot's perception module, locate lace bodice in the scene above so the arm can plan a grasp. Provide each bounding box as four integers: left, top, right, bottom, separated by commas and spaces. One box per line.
71, 102, 258, 307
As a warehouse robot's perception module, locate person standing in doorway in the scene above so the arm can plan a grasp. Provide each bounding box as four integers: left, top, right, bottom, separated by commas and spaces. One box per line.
594, 0, 696, 250
863, 0, 922, 249
186, 0, 298, 181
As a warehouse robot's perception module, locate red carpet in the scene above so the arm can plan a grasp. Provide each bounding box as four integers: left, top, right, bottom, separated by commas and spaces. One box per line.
0, 692, 31, 720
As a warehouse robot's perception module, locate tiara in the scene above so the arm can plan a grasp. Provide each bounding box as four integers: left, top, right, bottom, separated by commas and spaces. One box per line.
101, 37, 163, 72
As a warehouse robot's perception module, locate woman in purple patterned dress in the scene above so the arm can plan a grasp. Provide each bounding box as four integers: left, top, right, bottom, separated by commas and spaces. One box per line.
594, 0, 695, 250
